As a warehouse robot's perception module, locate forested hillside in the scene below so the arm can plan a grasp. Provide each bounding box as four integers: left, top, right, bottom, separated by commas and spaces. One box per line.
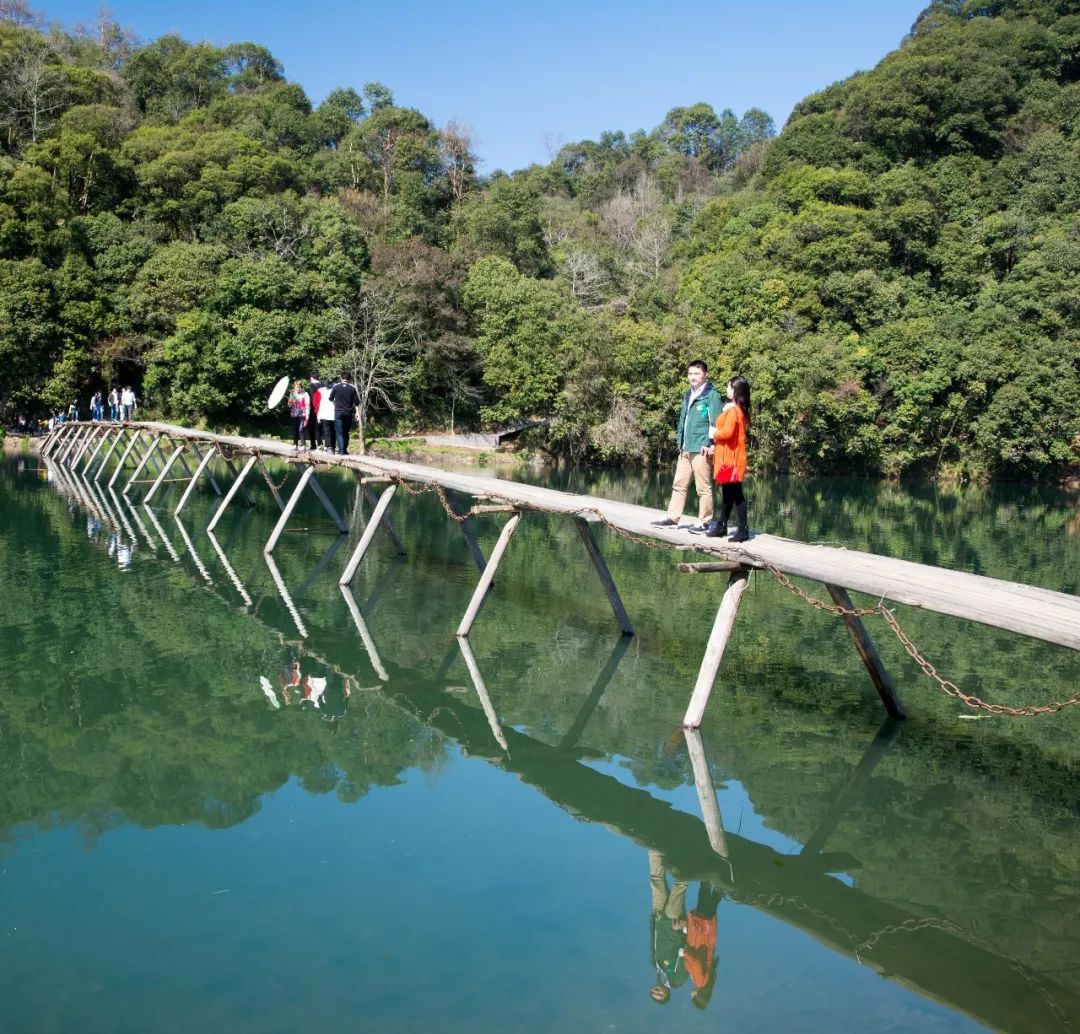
1, 0, 1077, 478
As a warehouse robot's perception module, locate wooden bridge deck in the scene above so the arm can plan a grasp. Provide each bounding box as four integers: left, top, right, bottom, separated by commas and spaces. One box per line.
128, 420, 1079, 652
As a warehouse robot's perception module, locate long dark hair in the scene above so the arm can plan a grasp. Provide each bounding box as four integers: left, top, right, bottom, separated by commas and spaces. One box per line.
729, 375, 751, 424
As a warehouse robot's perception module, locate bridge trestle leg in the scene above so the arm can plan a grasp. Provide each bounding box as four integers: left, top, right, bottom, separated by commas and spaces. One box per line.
684, 728, 730, 859
144, 443, 186, 505
683, 568, 752, 729
361, 484, 406, 554
825, 583, 905, 719
339, 484, 398, 586
264, 465, 316, 555
82, 428, 112, 473
108, 430, 141, 489
207, 454, 258, 532
456, 510, 521, 638
575, 517, 634, 637
123, 433, 162, 495
174, 445, 217, 516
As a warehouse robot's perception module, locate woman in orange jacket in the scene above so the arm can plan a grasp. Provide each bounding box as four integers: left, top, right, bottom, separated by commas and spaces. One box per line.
696, 376, 751, 541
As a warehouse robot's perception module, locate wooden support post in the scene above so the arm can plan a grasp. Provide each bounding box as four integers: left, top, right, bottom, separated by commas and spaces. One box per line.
264, 465, 315, 555
189, 442, 222, 496
81, 428, 111, 473
362, 484, 406, 555
575, 518, 634, 637
307, 469, 348, 533
457, 635, 510, 753
456, 511, 521, 638
108, 430, 141, 489
58, 426, 87, 464
684, 728, 730, 859
174, 445, 217, 516
128, 432, 164, 477
683, 568, 752, 729
207, 454, 258, 532
444, 491, 487, 574
72, 427, 101, 466
825, 584, 906, 720
39, 426, 63, 457
93, 428, 123, 480
340, 585, 389, 682
144, 443, 185, 505
123, 434, 162, 495
339, 484, 398, 586
255, 455, 285, 511
220, 452, 255, 506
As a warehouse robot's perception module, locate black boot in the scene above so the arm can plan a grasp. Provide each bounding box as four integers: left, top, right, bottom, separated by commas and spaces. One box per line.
705, 502, 731, 537
729, 501, 750, 542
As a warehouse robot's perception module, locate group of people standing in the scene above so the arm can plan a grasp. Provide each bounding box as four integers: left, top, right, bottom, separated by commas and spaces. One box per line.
652, 360, 752, 542
287, 372, 362, 456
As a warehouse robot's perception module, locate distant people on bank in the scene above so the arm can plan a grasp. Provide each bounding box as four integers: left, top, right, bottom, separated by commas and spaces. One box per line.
651, 360, 722, 532
120, 386, 136, 422
692, 375, 752, 542
328, 372, 360, 455
648, 850, 689, 1005
307, 373, 321, 451
315, 374, 337, 453
288, 379, 310, 451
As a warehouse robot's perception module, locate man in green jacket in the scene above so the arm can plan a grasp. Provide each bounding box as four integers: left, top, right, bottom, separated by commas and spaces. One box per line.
652, 360, 722, 531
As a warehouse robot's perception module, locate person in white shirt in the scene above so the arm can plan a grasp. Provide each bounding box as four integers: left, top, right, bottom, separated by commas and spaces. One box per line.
120, 387, 136, 422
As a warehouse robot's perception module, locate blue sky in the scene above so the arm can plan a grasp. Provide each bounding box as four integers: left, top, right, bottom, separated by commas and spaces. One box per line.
41, 0, 928, 171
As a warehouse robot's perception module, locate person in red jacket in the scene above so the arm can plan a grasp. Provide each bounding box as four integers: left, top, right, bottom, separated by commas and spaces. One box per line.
693, 375, 751, 542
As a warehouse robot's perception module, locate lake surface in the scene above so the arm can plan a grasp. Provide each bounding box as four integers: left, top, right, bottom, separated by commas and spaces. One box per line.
2, 443, 1079, 1033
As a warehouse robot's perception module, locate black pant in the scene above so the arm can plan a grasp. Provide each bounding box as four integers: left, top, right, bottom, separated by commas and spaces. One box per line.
320, 419, 336, 452
720, 482, 745, 508
307, 415, 318, 449
334, 413, 354, 454
291, 416, 305, 446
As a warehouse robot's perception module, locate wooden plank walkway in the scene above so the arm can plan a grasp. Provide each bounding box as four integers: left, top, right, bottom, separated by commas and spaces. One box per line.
122, 420, 1080, 652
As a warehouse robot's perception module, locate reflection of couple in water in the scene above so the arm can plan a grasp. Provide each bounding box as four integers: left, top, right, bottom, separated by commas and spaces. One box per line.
649, 850, 721, 1010
259, 660, 351, 715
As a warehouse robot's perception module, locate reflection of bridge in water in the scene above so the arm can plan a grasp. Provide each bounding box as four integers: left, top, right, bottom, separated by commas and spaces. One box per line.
35, 447, 1080, 1033
41, 420, 1080, 728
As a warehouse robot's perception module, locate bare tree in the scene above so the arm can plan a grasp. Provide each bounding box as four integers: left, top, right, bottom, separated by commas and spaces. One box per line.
440, 119, 476, 202
1, 30, 70, 146
561, 248, 608, 307
599, 175, 672, 281
331, 283, 419, 453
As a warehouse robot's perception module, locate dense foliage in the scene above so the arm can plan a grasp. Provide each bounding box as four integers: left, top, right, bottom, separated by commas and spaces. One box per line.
1, 0, 1077, 477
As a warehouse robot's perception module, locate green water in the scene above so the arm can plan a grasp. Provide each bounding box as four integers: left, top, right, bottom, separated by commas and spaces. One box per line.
2, 447, 1079, 1033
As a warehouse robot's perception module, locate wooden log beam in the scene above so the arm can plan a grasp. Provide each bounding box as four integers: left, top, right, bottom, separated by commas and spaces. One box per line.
264, 465, 315, 555
825, 583, 906, 720
683, 568, 753, 729
339, 484, 398, 586
575, 518, 634, 637
469, 503, 517, 515
678, 560, 753, 574
456, 511, 521, 638
207, 454, 258, 532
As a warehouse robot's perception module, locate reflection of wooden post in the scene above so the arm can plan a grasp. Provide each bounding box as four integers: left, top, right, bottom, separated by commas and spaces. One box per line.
801, 718, 902, 857
339, 484, 398, 585
264, 553, 307, 638
825, 584, 905, 719
575, 518, 633, 636
683, 569, 752, 729
456, 512, 521, 638
558, 635, 631, 750
206, 529, 252, 606
142, 502, 180, 562
684, 728, 730, 858
457, 635, 510, 753
208, 454, 258, 532
340, 585, 389, 681
264, 465, 315, 555
172, 514, 213, 585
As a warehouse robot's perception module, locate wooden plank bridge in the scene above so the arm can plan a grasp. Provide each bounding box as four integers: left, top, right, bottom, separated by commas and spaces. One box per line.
39, 420, 1080, 727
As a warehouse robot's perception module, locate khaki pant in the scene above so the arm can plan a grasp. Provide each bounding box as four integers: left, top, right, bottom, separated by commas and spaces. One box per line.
649, 850, 688, 918
666, 451, 714, 523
